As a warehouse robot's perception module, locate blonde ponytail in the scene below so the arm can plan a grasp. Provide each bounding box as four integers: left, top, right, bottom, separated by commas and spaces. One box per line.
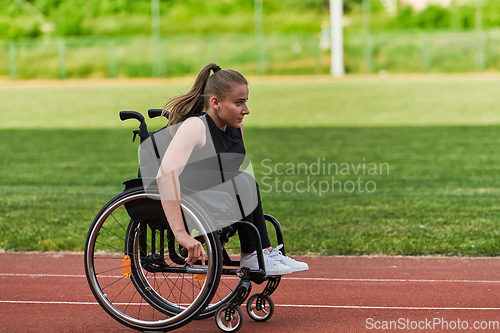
163, 62, 248, 127
163, 62, 220, 126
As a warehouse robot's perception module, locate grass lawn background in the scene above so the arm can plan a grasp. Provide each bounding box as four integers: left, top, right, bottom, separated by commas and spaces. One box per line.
1, 74, 499, 255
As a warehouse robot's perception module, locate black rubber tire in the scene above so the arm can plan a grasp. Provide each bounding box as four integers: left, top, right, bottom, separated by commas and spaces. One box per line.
84, 187, 222, 332
215, 304, 244, 332
246, 293, 274, 322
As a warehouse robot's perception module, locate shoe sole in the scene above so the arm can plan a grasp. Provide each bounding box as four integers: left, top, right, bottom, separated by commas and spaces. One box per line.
290, 266, 309, 273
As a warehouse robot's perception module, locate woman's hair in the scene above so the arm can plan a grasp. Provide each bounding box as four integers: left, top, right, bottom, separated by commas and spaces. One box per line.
163, 62, 248, 126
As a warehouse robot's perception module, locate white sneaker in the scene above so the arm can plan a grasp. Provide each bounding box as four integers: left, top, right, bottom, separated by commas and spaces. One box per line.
240, 250, 292, 276
267, 245, 309, 273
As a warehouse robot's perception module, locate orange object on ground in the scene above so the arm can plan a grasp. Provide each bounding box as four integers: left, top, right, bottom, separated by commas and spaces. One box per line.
122, 255, 132, 278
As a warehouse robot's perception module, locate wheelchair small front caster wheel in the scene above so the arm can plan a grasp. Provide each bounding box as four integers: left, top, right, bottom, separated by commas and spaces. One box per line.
246, 293, 274, 322
215, 304, 243, 332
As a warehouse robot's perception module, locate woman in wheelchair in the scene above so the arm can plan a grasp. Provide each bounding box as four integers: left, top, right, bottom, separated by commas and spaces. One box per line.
156, 62, 308, 276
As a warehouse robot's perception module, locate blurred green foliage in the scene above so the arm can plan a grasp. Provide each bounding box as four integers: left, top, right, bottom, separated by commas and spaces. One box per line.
0, 0, 330, 39
1, 0, 500, 40
394, 4, 456, 30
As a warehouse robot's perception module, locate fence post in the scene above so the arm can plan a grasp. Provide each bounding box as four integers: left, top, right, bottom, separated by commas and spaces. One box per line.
477, 31, 486, 72
151, 0, 162, 77
476, 0, 485, 72
315, 37, 322, 74
422, 33, 431, 72
163, 36, 167, 78
362, 0, 372, 73
254, 0, 265, 74
9, 42, 16, 80
58, 39, 66, 79
209, 34, 218, 64
151, 36, 163, 77
108, 40, 117, 78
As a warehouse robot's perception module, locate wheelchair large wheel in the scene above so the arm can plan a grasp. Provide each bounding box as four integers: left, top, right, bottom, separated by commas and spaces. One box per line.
84, 187, 222, 332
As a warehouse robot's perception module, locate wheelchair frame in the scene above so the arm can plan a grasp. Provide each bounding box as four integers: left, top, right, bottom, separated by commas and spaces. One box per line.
84, 109, 286, 332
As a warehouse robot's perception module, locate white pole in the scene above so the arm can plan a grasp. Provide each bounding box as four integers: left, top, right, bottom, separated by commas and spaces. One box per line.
330, 0, 344, 77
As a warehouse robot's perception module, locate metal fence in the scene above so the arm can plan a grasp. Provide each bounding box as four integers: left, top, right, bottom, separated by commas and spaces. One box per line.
1, 30, 500, 80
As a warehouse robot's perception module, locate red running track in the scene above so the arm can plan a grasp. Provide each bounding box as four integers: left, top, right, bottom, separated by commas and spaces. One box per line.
2, 253, 500, 332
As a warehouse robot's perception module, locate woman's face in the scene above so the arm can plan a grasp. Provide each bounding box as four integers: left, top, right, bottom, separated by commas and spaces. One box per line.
216, 84, 249, 129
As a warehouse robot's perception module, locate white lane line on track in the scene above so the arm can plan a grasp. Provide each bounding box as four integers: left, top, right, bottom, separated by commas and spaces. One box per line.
2, 273, 500, 284
1, 300, 500, 311
276, 304, 500, 310
1, 273, 86, 278
0, 300, 98, 305
0, 273, 239, 279
284, 277, 500, 284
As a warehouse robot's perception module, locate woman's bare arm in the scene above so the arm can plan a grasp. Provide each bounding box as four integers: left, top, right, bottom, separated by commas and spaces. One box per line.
156, 117, 206, 266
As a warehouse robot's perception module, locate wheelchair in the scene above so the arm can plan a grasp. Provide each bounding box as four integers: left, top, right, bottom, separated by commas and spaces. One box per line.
84, 109, 286, 332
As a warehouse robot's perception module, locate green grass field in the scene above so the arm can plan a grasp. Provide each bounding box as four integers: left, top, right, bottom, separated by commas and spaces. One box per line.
1, 74, 500, 255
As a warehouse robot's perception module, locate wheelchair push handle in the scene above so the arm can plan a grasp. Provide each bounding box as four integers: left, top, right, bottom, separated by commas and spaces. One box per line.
148, 108, 170, 119
119, 111, 149, 142
120, 110, 145, 124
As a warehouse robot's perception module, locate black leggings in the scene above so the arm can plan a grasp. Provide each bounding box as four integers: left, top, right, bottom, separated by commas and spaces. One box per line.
238, 183, 271, 253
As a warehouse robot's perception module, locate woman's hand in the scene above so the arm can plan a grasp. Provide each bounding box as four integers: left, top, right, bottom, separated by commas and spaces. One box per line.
175, 232, 206, 266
